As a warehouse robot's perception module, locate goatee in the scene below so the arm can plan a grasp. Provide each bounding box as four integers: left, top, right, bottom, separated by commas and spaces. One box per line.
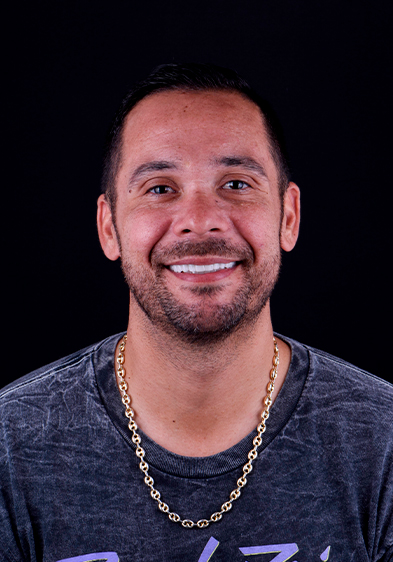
121, 238, 281, 345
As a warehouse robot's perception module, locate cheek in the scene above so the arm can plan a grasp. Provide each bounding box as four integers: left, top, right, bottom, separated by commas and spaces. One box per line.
118, 208, 171, 261
233, 209, 281, 254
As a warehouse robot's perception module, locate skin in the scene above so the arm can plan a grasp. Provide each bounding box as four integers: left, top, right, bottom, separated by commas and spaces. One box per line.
97, 90, 300, 456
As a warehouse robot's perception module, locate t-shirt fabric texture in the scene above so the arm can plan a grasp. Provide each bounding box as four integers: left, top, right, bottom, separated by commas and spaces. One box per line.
1, 333, 392, 562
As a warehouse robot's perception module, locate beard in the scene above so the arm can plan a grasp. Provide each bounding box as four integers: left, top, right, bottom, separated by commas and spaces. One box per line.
120, 238, 281, 346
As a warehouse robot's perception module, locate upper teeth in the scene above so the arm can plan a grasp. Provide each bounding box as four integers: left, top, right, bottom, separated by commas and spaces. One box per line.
169, 262, 236, 274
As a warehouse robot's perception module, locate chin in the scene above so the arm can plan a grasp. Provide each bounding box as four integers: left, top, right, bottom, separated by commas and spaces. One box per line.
122, 247, 280, 346
132, 288, 268, 346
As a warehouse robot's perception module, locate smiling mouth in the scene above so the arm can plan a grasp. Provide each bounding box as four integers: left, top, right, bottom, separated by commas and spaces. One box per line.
168, 262, 237, 274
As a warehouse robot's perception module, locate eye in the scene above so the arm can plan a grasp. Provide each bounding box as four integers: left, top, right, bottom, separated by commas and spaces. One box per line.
222, 180, 250, 190
148, 185, 176, 195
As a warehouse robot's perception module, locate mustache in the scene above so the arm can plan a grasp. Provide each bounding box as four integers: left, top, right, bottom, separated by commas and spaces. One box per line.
151, 239, 254, 265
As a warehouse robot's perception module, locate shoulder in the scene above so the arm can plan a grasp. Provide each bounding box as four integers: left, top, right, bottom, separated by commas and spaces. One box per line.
305, 341, 393, 406
282, 335, 393, 439
305, 342, 392, 387
278, 336, 393, 497
0, 333, 122, 418
284, 334, 393, 396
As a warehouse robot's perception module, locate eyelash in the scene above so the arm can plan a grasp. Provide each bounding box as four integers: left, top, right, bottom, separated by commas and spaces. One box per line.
147, 179, 251, 195
148, 185, 176, 195
222, 180, 250, 190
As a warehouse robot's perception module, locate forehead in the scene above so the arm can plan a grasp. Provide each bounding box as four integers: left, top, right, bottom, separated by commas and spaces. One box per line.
121, 89, 269, 153
115, 90, 281, 193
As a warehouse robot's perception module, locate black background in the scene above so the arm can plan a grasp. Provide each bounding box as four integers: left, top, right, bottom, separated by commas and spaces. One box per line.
3, 0, 392, 388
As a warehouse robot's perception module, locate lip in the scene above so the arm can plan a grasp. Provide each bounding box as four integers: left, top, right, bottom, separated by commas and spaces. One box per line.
165, 259, 240, 282
165, 257, 240, 266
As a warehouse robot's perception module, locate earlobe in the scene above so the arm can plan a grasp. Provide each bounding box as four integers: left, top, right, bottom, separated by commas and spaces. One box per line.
97, 194, 121, 261
280, 182, 301, 252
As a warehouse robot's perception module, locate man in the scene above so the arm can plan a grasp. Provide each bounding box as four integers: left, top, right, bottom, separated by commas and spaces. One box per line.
1, 64, 392, 562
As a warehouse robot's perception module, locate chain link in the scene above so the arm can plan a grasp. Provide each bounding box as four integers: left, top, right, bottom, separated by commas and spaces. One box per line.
117, 335, 279, 528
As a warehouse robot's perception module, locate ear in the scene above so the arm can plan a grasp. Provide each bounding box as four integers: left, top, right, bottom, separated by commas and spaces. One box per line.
97, 194, 121, 261
280, 182, 301, 252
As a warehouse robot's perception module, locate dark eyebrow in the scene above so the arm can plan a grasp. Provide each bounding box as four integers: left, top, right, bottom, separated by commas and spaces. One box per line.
216, 156, 268, 179
128, 160, 178, 186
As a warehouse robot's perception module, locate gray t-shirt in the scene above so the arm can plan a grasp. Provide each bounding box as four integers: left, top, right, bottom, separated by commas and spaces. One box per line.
1, 334, 392, 561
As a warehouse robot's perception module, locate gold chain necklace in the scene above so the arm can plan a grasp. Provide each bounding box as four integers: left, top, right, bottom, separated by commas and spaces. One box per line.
116, 335, 279, 529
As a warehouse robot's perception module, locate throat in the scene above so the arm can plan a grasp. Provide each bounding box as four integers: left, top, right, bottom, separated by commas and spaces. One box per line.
116, 323, 285, 457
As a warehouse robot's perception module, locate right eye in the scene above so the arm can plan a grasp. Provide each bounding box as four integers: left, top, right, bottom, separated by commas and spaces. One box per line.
148, 185, 176, 195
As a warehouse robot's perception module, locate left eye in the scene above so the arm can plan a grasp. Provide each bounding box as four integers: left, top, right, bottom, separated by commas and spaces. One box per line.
149, 185, 175, 194
222, 180, 250, 190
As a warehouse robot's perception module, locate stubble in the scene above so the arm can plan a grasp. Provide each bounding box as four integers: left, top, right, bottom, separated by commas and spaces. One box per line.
120, 238, 281, 346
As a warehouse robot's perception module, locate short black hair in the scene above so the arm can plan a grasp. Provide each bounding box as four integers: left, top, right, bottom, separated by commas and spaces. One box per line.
101, 63, 290, 211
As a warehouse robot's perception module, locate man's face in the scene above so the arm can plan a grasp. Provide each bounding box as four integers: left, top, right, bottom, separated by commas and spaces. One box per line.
98, 90, 299, 343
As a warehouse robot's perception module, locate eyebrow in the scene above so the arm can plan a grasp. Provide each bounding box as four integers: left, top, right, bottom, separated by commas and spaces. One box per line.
127, 156, 268, 188
215, 156, 268, 178
128, 160, 178, 187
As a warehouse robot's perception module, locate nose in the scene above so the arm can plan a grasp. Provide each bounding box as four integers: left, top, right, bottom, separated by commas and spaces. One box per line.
171, 190, 231, 237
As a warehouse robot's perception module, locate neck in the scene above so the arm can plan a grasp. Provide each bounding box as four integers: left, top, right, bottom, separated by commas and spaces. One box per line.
117, 301, 291, 456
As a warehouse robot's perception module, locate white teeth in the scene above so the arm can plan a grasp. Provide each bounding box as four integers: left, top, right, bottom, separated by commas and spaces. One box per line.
169, 262, 236, 274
